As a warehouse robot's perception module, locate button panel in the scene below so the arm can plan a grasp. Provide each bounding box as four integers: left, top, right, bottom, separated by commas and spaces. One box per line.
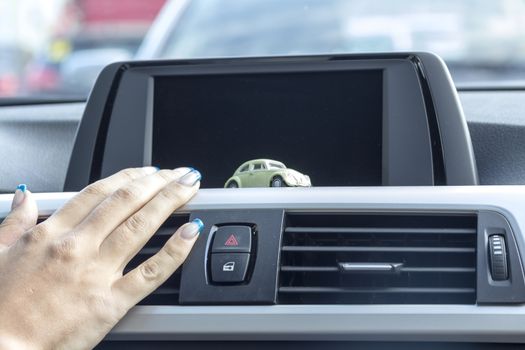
180, 209, 283, 304
209, 225, 254, 284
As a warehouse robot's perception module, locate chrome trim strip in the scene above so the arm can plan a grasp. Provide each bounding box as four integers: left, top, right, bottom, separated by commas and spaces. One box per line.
109, 304, 525, 342
1, 186, 525, 215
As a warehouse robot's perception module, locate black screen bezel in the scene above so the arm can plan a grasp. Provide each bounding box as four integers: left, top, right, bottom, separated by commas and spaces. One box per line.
65, 53, 479, 190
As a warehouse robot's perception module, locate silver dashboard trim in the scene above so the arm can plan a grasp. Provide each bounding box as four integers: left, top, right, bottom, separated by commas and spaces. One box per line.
1, 185, 524, 214
2, 186, 525, 342
111, 304, 525, 342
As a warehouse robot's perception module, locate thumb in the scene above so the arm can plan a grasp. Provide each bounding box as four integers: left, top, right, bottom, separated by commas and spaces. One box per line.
0, 184, 38, 247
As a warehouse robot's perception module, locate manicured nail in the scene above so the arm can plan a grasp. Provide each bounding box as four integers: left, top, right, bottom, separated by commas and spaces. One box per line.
178, 169, 201, 186
180, 218, 204, 239
12, 184, 27, 209
143, 166, 158, 174
173, 167, 192, 175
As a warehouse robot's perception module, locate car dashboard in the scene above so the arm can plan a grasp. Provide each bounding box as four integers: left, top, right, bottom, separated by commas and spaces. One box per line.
2, 53, 525, 349
2, 186, 525, 348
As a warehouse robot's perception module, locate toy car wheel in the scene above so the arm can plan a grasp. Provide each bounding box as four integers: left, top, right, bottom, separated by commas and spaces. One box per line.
227, 181, 239, 188
271, 176, 287, 187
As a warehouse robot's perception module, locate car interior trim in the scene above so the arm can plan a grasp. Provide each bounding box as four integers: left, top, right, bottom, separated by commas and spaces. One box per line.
2, 187, 525, 341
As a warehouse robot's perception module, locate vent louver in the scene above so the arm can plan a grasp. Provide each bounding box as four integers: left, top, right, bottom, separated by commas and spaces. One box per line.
279, 213, 477, 304
36, 214, 188, 305
125, 214, 189, 305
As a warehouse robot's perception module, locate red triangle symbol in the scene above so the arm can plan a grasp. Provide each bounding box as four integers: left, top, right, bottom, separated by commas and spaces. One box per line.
224, 234, 239, 246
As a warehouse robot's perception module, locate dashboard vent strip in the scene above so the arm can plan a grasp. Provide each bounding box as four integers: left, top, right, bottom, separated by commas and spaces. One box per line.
123, 214, 189, 305
279, 213, 477, 304
37, 214, 188, 305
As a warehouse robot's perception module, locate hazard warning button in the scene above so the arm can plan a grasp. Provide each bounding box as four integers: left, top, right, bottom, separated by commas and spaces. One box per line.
211, 225, 252, 253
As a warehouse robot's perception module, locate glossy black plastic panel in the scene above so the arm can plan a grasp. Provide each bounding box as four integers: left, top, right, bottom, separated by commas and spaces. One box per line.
179, 209, 284, 304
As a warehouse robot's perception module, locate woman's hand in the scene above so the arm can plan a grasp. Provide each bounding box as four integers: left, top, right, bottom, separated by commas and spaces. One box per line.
0, 167, 202, 350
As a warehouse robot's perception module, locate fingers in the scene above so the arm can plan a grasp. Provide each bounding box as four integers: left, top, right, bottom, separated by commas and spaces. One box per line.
0, 185, 38, 247
99, 171, 201, 270
44, 167, 158, 235
76, 168, 199, 245
112, 219, 203, 306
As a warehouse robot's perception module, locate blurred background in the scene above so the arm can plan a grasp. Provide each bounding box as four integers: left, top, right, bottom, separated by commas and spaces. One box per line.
0, 0, 165, 98
1, 0, 525, 99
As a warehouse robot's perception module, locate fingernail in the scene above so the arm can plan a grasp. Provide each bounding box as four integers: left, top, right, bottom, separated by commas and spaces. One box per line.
180, 218, 204, 239
12, 184, 27, 209
153, 166, 160, 171
173, 167, 192, 175
144, 166, 158, 174
178, 169, 201, 186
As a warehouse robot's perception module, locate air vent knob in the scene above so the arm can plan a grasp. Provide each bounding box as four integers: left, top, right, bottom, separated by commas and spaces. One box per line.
488, 234, 508, 281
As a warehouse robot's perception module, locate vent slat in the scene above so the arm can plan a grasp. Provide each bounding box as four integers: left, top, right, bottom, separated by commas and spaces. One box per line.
281, 246, 475, 253
285, 227, 476, 234
279, 213, 477, 305
136, 247, 160, 255
149, 287, 180, 295
280, 266, 476, 273
279, 286, 476, 294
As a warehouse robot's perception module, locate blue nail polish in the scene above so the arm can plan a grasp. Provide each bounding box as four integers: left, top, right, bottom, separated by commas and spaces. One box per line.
178, 169, 202, 186
192, 169, 202, 183
192, 218, 204, 233
153, 166, 160, 171
16, 184, 27, 193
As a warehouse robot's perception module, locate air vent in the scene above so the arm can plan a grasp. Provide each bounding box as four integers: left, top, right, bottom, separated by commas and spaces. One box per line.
38, 215, 186, 305
279, 213, 477, 304
125, 214, 189, 305
36, 214, 187, 305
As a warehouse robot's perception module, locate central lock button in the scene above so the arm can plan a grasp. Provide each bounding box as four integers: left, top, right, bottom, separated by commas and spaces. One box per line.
211, 253, 250, 283
210, 225, 253, 283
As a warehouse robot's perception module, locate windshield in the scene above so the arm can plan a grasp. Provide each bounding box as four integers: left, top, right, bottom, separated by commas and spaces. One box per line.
1, 0, 525, 99
161, 0, 525, 87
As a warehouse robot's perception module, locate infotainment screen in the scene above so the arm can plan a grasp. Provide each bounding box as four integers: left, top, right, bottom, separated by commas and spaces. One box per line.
152, 70, 383, 188
65, 53, 478, 191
